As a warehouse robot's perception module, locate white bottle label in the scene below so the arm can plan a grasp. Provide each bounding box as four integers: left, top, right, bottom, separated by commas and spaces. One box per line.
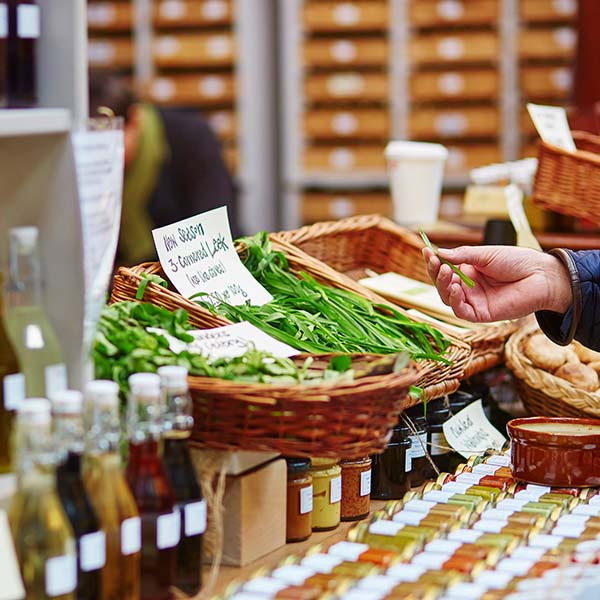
184, 500, 207, 537
157, 509, 181, 550
431, 431, 450, 455
405, 447, 413, 472
330, 476, 342, 504
45, 363, 68, 396
300, 485, 313, 514
121, 516, 141, 556
45, 554, 77, 597
0, 5, 7, 38
409, 433, 427, 458
360, 470, 371, 497
80, 530, 106, 572
17, 5, 40, 39
3, 373, 25, 411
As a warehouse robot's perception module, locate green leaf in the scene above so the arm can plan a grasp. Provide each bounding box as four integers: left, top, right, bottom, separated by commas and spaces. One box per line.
328, 355, 352, 372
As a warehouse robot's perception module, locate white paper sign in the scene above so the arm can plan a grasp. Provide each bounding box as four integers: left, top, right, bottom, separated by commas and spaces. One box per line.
0, 510, 25, 600
147, 321, 299, 360
152, 207, 273, 306
527, 103, 576, 152
442, 399, 506, 460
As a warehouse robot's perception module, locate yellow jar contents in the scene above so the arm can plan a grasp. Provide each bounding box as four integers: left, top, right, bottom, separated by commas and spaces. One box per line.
310, 457, 341, 531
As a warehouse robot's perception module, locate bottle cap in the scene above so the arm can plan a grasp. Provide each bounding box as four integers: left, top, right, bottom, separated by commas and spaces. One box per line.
85, 380, 119, 407
157, 365, 188, 387
10, 226, 39, 254
129, 372, 161, 395
18, 398, 51, 424
49, 390, 83, 415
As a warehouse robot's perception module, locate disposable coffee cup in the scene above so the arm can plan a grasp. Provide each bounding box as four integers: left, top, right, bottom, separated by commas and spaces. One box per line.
385, 141, 448, 226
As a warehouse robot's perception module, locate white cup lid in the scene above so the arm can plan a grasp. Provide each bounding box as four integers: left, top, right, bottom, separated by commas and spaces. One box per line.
385, 140, 448, 161
129, 372, 161, 394
50, 390, 83, 414
86, 380, 119, 406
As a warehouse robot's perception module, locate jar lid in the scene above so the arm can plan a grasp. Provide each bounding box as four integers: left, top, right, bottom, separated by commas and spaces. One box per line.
285, 457, 311, 472
310, 457, 339, 468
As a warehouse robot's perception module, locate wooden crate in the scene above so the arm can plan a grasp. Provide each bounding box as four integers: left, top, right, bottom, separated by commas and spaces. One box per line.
87, 2, 133, 31
304, 109, 390, 140
153, 0, 233, 28
410, 32, 499, 65
520, 65, 573, 100
205, 109, 237, 142
445, 144, 502, 175
305, 72, 389, 104
520, 0, 577, 23
410, 106, 500, 139
88, 37, 134, 69
519, 27, 577, 62
153, 33, 235, 68
146, 73, 236, 106
303, 1, 388, 32
303, 38, 388, 68
304, 145, 386, 172
302, 192, 392, 224
410, 0, 499, 27
411, 69, 499, 102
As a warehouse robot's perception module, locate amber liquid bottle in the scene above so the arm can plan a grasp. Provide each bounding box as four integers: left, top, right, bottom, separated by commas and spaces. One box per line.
7, 0, 38, 107
126, 373, 179, 600
83, 380, 141, 600
52, 390, 104, 600
158, 366, 204, 596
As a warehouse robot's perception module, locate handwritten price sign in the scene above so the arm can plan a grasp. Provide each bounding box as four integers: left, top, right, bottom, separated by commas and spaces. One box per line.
152, 206, 273, 306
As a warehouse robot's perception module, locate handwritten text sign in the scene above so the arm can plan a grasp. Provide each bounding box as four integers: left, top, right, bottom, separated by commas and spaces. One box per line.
147, 321, 299, 361
527, 103, 576, 152
443, 400, 506, 460
152, 207, 272, 306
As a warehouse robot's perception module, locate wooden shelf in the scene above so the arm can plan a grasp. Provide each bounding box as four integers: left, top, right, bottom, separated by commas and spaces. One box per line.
0, 109, 71, 138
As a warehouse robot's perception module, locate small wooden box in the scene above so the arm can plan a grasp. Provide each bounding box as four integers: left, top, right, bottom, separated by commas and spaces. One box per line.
153, 33, 235, 68
304, 109, 390, 140
153, 0, 233, 28
302, 192, 392, 224
88, 2, 133, 32
520, 0, 577, 24
88, 37, 134, 69
303, 145, 386, 172
410, 32, 499, 65
146, 73, 236, 106
410, 69, 499, 102
519, 27, 577, 62
409, 0, 499, 27
303, 38, 388, 68
410, 106, 499, 140
303, 1, 389, 32
305, 72, 389, 104
445, 143, 502, 175
520, 65, 573, 100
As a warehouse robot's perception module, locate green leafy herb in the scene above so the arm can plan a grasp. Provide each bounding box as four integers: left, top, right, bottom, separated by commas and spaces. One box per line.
136, 272, 169, 300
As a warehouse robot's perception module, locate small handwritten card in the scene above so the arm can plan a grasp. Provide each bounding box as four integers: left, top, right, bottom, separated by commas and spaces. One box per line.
527, 103, 576, 152
147, 321, 300, 361
152, 206, 273, 306
443, 400, 506, 460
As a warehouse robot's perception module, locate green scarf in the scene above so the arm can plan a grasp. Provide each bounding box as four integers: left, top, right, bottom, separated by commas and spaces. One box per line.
120, 104, 168, 265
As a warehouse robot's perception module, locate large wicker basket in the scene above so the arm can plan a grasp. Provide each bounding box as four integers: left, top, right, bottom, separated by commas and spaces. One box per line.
274, 214, 518, 378
505, 324, 600, 419
111, 236, 471, 402
532, 131, 600, 224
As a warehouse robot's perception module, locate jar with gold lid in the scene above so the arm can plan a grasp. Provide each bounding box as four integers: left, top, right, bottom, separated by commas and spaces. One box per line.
285, 457, 313, 543
340, 456, 371, 522
309, 458, 341, 531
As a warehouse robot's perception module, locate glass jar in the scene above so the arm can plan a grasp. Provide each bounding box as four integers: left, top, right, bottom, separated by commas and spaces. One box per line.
309, 458, 341, 531
403, 405, 428, 487
426, 397, 451, 475
285, 457, 313, 543
340, 456, 371, 522
370, 421, 412, 500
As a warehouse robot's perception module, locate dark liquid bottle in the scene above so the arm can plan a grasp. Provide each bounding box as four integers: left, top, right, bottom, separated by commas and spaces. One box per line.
7, 0, 38, 107
126, 373, 179, 600
402, 406, 429, 488
53, 391, 104, 600
0, 2, 8, 106
159, 366, 204, 596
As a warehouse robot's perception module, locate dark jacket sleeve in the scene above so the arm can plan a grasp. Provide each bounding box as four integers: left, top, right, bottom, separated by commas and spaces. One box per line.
148, 108, 241, 239
536, 249, 600, 351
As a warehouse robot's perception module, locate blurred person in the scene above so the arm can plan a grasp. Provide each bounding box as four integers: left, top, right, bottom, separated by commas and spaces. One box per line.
89, 71, 240, 266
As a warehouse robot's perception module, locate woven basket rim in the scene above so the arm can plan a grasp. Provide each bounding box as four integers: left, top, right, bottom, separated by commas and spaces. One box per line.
539, 130, 600, 165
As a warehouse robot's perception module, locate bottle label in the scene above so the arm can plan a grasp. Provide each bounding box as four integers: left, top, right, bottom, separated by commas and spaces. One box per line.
45, 364, 68, 396
409, 432, 427, 459
17, 5, 40, 39
3, 373, 25, 411
121, 516, 141, 556
330, 476, 342, 504
405, 447, 412, 473
45, 554, 77, 597
157, 509, 181, 550
430, 431, 450, 455
360, 470, 371, 497
0, 5, 7, 38
300, 485, 313, 514
80, 530, 106, 572
184, 500, 207, 537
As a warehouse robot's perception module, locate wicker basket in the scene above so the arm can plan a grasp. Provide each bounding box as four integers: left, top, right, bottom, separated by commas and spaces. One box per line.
274, 214, 518, 378
111, 236, 470, 401
505, 324, 600, 419
532, 131, 600, 224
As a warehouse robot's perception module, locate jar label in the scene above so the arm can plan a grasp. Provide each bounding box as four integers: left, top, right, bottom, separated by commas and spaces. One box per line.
0, 5, 7, 38
45, 364, 68, 397
590, 494, 600, 506
455, 472, 484, 485
272, 565, 316, 586
360, 470, 371, 497
473, 519, 506, 533
552, 525, 586, 539
496, 557, 535, 576
405, 447, 412, 472
404, 499, 434, 515
121, 516, 141, 555
244, 577, 288, 595
409, 433, 427, 458
510, 546, 546, 562
3, 373, 25, 411
485, 454, 511, 467
572, 504, 600, 517
423, 490, 453, 503
441, 481, 470, 494
472, 463, 499, 476
425, 539, 462, 554
392, 511, 423, 526
17, 5, 40, 38
529, 534, 564, 549
300, 485, 313, 514
368, 520, 404, 536
157, 509, 181, 550
481, 508, 515, 521
80, 530, 106, 572
328, 541, 369, 561
301, 553, 342, 573
386, 563, 426, 582
557, 514, 589, 527
496, 498, 528, 512
430, 432, 450, 455
447, 528, 483, 543
475, 569, 515, 590
413, 552, 450, 569
184, 500, 207, 536
45, 554, 77, 597
330, 476, 342, 504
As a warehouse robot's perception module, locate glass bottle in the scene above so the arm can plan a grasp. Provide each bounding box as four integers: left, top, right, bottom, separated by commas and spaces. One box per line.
158, 365, 204, 596
9, 398, 77, 599
0, 271, 25, 473
83, 380, 140, 600
403, 405, 429, 487
309, 458, 341, 531
52, 390, 104, 600
7, 0, 39, 107
425, 397, 452, 475
127, 372, 179, 600
285, 457, 312, 542
3, 227, 67, 398
0, 1, 7, 106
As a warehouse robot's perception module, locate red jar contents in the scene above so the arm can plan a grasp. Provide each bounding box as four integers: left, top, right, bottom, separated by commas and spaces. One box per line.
340, 457, 371, 521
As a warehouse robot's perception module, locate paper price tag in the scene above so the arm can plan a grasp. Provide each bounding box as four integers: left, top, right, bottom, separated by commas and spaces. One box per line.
147, 321, 299, 360
527, 103, 576, 152
152, 207, 272, 306
184, 500, 207, 537
442, 399, 506, 459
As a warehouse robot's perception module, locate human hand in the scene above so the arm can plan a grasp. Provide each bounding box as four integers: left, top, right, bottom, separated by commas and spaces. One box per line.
423, 245, 573, 322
